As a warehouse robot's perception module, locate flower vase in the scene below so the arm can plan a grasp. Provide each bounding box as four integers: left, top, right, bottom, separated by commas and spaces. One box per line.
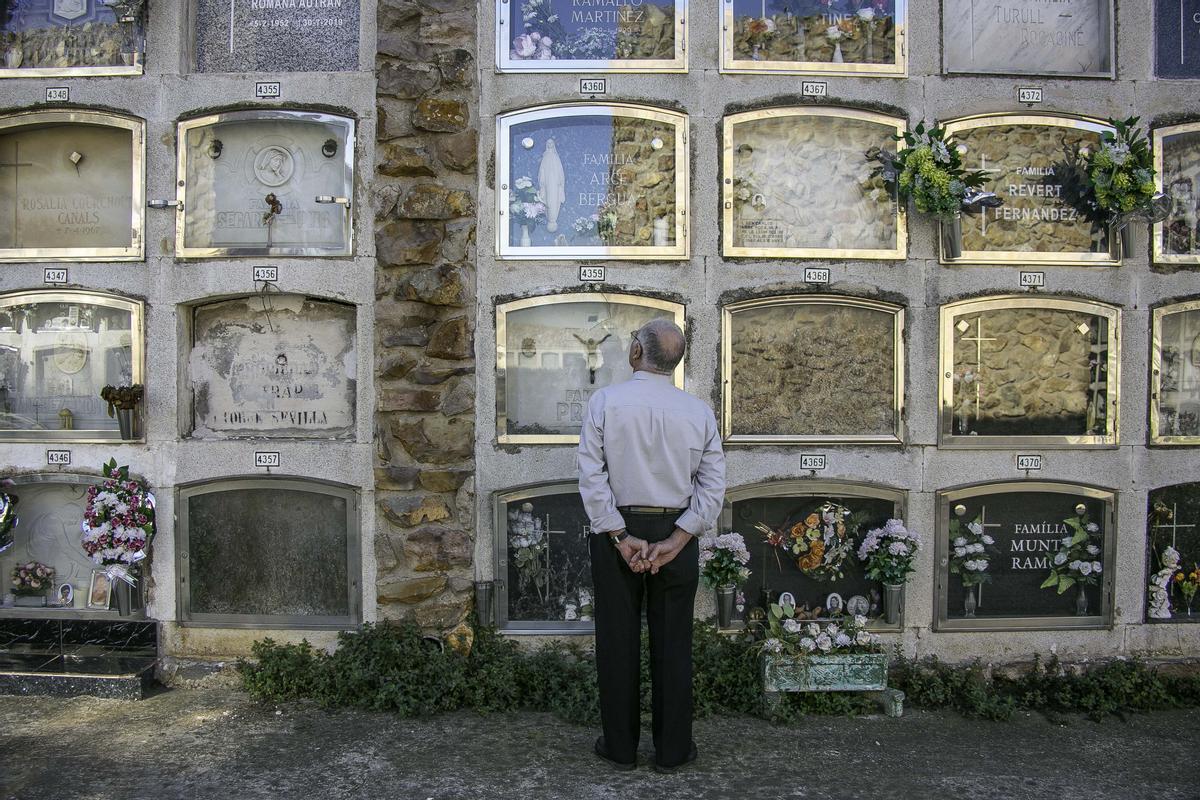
1107, 221, 1135, 261
474, 580, 494, 627
941, 213, 964, 259
519, 225, 532, 248
1075, 585, 1089, 617
832, 42, 844, 63
963, 585, 977, 617
716, 585, 736, 628
116, 407, 135, 440
113, 579, 132, 617
883, 583, 902, 625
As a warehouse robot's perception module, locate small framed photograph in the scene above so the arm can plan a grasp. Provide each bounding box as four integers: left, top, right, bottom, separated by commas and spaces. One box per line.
58, 583, 74, 608
87, 572, 112, 610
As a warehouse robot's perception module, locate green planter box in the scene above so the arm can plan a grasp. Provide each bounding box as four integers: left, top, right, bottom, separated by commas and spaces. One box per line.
761, 652, 903, 717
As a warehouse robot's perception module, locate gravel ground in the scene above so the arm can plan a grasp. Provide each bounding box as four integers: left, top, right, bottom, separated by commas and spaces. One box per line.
1, 687, 1197, 800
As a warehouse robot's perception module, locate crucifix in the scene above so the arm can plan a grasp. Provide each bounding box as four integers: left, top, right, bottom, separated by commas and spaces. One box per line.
956, 316, 996, 434
1153, 503, 1196, 550
573, 333, 611, 384
961, 152, 1004, 236
0, 141, 34, 249
975, 504, 1002, 607
540, 513, 565, 602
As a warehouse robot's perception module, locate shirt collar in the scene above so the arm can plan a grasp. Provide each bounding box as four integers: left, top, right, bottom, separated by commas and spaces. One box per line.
633, 370, 673, 382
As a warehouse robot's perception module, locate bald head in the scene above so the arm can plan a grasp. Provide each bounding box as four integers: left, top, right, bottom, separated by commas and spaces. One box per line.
636, 318, 685, 373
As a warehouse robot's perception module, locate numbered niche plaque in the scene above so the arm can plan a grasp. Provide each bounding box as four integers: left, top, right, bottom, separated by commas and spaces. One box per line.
496, 0, 685, 72
722, 480, 906, 628
1154, 122, 1200, 265
943, 0, 1114, 78
936, 482, 1114, 630
187, 295, 357, 440
496, 104, 688, 260
176, 110, 355, 258
496, 292, 684, 444
0, 290, 143, 442
178, 477, 360, 628
494, 482, 596, 632
721, 0, 906, 76
939, 296, 1119, 448
1151, 300, 1200, 444
723, 107, 905, 260
0, 110, 144, 262
722, 295, 904, 444
1147, 483, 1200, 622
0, 0, 146, 78
941, 114, 1116, 266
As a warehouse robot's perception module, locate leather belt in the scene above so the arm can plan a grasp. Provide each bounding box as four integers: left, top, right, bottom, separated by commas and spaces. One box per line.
619, 505, 687, 515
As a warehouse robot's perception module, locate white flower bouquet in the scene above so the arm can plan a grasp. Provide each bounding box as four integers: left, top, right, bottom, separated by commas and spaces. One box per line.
698, 532, 751, 589
857, 518, 921, 586
509, 176, 546, 226
760, 599, 880, 658
1041, 510, 1103, 594
948, 514, 998, 588
11, 561, 54, 596
80, 459, 155, 584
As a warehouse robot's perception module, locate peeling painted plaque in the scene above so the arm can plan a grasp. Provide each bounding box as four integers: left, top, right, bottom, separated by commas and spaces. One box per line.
0, 0, 145, 77
943, 0, 1113, 77
496, 293, 683, 444
193, 0, 360, 73
189, 295, 356, 439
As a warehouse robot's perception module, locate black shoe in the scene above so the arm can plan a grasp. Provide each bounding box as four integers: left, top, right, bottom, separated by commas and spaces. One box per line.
594, 737, 636, 771
653, 742, 698, 774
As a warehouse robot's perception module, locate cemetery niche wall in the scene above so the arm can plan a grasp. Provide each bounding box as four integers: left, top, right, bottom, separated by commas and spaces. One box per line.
176, 109, 355, 258
495, 0, 685, 72
1154, 0, 1200, 79
942, 0, 1114, 78
0, 0, 146, 78
493, 482, 595, 633
177, 477, 360, 628
496, 292, 684, 444
0, 109, 144, 262
721, 294, 904, 444
1147, 483, 1200, 622
0, 474, 145, 616
720, 480, 906, 630
496, 103, 688, 260
935, 481, 1115, 631
0, 290, 143, 442
939, 295, 1119, 448
1151, 299, 1200, 444
192, 0, 361, 73
1153, 121, 1200, 265
720, 0, 905, 76
187, 295, 357, 440
722, 107, 905, 260
940, 113, 1117, 266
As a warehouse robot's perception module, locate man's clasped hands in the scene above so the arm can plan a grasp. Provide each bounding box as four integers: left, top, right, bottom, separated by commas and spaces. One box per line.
613, 528, 693, 574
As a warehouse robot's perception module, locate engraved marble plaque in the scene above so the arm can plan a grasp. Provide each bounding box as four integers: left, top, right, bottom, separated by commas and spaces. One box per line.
943, 115, 1114, 265
497, 293, 684, 443
943, 0, 1113, 77
723, 108, 904, 259
0, 482, 94, 603
497, 105, 687, 259
193, 0, 360, 73
0, 0, 145, 77
0, 111, 142, 260
178, 110, 354, 257
1154, 123, 1200, 264
497, 0, 684, 72
189, 295, 356, 439
1154, 0, 1200, 78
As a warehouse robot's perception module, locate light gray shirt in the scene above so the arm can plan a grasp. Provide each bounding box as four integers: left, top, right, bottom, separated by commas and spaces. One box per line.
577, 370, 726, 537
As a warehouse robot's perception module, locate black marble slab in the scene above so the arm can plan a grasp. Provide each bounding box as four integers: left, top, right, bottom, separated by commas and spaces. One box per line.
0, 617, 156, 655
0, 655, 156, 700
1156, 0, 1200, 78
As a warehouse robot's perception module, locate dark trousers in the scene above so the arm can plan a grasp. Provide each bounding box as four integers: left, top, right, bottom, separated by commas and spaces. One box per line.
589, 511, 699, 767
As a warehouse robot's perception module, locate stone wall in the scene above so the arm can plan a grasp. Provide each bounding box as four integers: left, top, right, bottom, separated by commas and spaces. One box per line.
373, 0, 479, 633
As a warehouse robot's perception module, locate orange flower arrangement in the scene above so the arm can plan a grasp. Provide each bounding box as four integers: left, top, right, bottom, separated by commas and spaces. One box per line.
756, 501, 858, 582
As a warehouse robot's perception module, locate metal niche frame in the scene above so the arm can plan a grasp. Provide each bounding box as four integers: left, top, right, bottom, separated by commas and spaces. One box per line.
940, 0, 1115, 79
0, 289, 145, 443
496, 103, 689, 260
495, 0, 687, 72
719, 478, 907, 631
938, 295, 1120, 449
721, 106, 907, 260
176, 476, 361, 629
934, 480, 1116, 632
939, 113, 1117, 266
0, 5, 146, 79
492, 480, 595, 634
0, 109, 145, 262
720, 294, 905, 444
175, 109, 356, 259
1150, 298, 1200, 445
495, 291, 685, 444
1152, 121, 1200, 266
719, 0, 907, 77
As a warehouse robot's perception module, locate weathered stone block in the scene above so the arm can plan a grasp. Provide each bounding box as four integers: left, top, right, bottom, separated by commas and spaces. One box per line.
375, 465, 421, 491
377, 98, 415, 141
413, 597, 471, 629
413, 98, 469, 133
373, 182, 402, 218
397, 184, 474, 220
378, 575, 447, 604
408, 362, 474, 385
426, 316, 472, 360
381, 493, 452, 527
376, 220, 445, 267
436, 130, 477, 172
392, 415, 474, 463
455, 476, 475, 532
379, 143, 437, 178
403, 525, 472, 571
436, 48, 474, 87
379, 387, 443, 412
396, 264, 468, 306
377, 351, 418, 380
439, 377, 474, 416
418, 468, 471, 492
379, 314, 437, 348
419, 12, 475, 46
378, 61, 439, 99
376, 536, 401, 573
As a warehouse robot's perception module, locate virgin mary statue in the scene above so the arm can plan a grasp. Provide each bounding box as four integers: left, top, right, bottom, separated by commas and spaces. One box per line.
538, 138, 566, 233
